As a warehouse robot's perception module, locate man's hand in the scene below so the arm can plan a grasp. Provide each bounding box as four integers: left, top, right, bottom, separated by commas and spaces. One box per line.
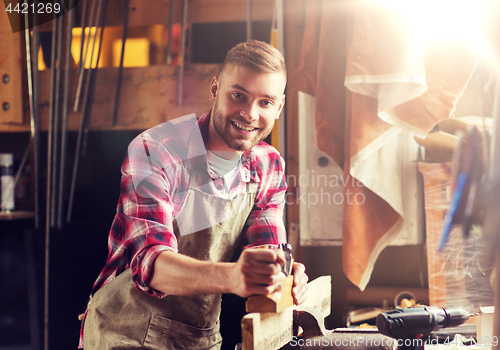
229, 248, 286, 298
291, 262, 308, 305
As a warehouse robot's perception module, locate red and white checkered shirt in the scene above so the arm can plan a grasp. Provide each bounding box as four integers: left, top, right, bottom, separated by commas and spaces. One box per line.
79, 111, 287, 347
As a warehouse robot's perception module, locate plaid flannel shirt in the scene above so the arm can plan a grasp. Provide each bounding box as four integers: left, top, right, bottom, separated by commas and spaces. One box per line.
79, 111, 287, 347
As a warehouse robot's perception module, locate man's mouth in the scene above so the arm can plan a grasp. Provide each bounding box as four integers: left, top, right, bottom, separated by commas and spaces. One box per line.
233, 121, 258, 132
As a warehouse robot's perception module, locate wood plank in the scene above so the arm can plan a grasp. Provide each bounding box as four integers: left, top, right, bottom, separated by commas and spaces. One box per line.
242, 275, 331, 350
0, 1, 24, 126
301, 275, 331, 318
242, 307, 294, 350
36, 63, 218, 131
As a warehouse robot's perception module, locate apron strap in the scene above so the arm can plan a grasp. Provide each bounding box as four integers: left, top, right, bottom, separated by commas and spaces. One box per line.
246, 180, 257, 194
188, 167, 199, 190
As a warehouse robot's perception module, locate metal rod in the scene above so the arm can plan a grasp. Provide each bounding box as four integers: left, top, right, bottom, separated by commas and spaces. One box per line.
24, 0, 41, 231
81, 0, 109, 155
44, 4, 57, 350
50, 13, 64, 228
177, 0, 188, 106
22, 10, 37, 228
67, 0, 107, 223
51, 13, 64, 227
74, 0, 98, 112
111, 0, 131, 126
24, 228, 40, 350
58, 0, 74, 229
24, 3, 36, 230
76, 0, 88, 73
24, 0, 43, 345
78, 0, 104, 151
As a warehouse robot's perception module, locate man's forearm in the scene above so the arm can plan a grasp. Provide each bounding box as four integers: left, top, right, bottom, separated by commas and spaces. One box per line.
149, 249, 287, 298
149, 251, 235, 295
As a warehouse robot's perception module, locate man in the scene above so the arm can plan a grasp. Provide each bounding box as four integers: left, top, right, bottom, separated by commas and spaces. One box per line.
80, 40, 308, 350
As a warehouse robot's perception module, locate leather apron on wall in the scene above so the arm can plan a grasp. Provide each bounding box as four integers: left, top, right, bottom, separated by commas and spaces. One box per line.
84, 168, 256, 350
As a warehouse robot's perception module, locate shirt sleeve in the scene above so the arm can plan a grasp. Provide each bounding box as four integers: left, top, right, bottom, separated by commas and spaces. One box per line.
102, 133, 180, 298
241, 151, 287, 248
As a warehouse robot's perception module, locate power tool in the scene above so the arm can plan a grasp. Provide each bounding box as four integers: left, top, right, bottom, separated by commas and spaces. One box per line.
376, 306, 471, 350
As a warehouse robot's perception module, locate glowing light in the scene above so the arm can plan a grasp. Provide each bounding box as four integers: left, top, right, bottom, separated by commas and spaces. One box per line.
375, 0, 490, 54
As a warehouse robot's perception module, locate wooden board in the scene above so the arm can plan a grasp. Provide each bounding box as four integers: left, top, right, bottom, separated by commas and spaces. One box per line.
0, 2, 24, 126
32, 63, 219, 131
242, 275, 331, 350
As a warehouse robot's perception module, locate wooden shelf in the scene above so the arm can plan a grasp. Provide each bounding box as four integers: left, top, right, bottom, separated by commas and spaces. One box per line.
0, 210, 35, 221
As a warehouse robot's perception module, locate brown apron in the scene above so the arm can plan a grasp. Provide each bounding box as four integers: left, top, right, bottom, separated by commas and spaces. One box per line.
84, 168, 256, 349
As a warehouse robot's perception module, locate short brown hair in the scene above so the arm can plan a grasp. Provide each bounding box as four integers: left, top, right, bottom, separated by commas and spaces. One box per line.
219, 40, 287, 82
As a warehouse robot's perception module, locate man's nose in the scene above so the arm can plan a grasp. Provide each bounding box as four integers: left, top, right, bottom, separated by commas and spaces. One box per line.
239, 103, 259, 122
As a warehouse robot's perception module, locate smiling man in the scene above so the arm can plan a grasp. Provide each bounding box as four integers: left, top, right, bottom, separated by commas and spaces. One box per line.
80, 40, 308, 350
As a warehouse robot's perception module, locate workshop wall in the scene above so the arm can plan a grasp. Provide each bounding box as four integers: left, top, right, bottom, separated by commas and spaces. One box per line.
1, 0, 493, 349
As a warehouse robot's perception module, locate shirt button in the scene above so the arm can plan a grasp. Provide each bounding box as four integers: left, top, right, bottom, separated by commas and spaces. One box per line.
217, 185, 223, 190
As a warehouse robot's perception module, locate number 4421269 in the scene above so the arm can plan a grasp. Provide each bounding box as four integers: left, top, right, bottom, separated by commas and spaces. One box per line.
5, 2, 61, 14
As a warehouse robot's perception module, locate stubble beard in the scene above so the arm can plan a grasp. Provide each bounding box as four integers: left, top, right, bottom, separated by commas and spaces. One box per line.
212, 99, 273, 152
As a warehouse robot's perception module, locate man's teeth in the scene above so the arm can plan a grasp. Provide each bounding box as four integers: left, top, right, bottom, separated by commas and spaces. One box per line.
234, 122, 256, 131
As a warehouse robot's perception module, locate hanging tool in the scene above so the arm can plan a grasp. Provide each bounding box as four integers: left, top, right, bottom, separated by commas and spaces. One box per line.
177, 0, 188, 106
111, 0, 131, 126
58, 0, 75, 229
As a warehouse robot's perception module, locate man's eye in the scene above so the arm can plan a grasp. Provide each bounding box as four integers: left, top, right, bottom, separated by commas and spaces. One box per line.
261, 100, 272, 107
233, 92, 243, 99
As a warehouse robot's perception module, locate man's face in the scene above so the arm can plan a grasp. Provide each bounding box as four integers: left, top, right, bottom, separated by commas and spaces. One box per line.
208, 64, 286, 154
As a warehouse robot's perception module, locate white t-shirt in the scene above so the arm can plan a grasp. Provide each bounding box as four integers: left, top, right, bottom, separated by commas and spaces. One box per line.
207, 150, 241, 195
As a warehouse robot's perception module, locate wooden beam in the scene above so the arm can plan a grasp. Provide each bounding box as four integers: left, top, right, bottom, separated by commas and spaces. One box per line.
38, 0, 274, 31
242, 275, 331, 350
191, 0, 273, 24
284, 0, 306, 252
33, 64, 218, 131
0, 1, 24, 126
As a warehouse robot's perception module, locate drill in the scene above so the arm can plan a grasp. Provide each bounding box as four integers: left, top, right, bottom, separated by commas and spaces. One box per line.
376, 306, 470, 350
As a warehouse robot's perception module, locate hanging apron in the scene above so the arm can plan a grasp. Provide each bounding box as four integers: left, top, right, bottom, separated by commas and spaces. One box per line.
84, 167, 256, 350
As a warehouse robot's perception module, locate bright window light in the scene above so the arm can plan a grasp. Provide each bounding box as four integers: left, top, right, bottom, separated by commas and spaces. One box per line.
375, 0, 491, 53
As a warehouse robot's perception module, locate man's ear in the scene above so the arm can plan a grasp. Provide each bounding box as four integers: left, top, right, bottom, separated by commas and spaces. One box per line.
276, 95, 286, 119
209, 76, 219, 102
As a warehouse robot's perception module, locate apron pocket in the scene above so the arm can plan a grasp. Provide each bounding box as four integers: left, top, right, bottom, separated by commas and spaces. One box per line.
143, 314, 222, 350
